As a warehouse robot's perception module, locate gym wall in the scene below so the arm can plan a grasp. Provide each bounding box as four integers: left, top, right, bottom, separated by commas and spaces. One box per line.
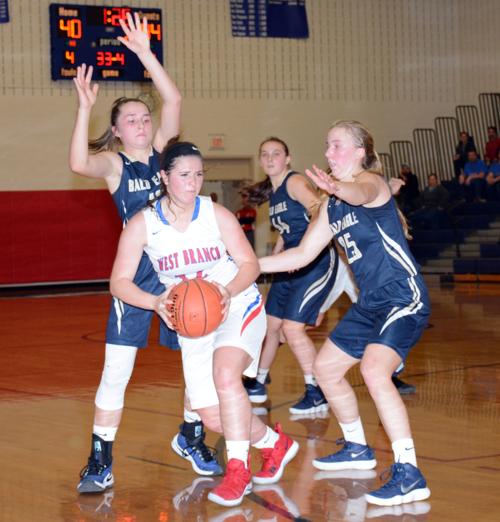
0, 0, 498, 283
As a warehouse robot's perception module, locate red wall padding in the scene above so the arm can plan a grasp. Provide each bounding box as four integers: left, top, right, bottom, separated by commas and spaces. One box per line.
0, 190, 122, 285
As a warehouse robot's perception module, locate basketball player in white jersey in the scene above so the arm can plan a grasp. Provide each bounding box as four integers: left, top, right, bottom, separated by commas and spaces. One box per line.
109, 141, 299, 507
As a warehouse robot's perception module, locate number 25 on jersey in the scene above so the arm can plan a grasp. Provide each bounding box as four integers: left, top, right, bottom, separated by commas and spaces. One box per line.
338, 232, 362, 263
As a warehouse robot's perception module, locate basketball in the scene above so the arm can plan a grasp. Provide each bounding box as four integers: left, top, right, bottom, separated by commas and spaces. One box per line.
167, 279, 224, 338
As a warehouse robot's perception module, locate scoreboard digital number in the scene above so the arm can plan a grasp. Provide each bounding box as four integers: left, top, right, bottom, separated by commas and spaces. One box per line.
49, 3, 163, 82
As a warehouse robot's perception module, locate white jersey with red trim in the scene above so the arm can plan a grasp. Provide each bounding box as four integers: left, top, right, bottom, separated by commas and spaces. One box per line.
142, 195, 264, 360
143, 195, 251, 291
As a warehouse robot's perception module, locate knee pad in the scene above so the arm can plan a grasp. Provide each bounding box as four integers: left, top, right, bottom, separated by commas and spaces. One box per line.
95, 344, 137, 411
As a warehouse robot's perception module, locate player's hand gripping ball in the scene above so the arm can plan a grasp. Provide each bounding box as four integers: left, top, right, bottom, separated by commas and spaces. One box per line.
167, 279, 224, 338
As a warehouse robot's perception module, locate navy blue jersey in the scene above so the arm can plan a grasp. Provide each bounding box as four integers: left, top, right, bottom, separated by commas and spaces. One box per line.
111, 149, 163, 223
106, 147, 179, 350
269, 171, 311, 248
327, 196, 420, 292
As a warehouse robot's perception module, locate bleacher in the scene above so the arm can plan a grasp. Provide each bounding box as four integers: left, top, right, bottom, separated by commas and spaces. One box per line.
409, 201, 500, 281
380, 92, 500, 282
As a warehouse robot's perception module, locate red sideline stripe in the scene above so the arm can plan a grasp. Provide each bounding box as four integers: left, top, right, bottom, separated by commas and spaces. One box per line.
240, 300, 264, 335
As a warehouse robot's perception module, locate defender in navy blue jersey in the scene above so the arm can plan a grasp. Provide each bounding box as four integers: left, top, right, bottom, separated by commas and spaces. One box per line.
244, 137, 337, 414
69, 13, 219, 494
260, 121, 431, 507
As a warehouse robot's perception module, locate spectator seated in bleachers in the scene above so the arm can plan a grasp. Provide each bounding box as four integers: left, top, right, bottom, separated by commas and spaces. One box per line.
484, 126, 500, 167
486, 148, 500, 202
459, 150, 487, 202
453, 131, 477, 178
409, 174, 450, 230
395, 162, 420, 214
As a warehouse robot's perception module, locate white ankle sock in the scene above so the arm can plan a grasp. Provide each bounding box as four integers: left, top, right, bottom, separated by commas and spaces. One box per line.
304, 374, 317, 386
256, 368, 269, 385
93, 425, 118, 442
392, 438, 417, 466
339, 418, 367, 445
226, 440, 250, 466
184, 408, 201, 423
253, 426, 279, 449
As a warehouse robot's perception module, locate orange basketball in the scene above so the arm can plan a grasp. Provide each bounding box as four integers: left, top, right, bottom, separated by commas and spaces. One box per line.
167, 279, 224, 338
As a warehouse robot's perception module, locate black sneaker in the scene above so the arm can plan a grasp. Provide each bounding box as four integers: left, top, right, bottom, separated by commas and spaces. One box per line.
77, 434, 114, 493
365, 462, 430, 506
171, 421, 223, 475
392, 376, 416, 395
243, 377, 267, 403
77, 458, 114, 493
289, 384, 329, 414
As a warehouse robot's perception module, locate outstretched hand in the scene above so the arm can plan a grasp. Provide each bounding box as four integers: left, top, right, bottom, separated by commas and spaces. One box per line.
388, 177, 405, 195
73, 64, 99, 109
305, 165, 340, 195
118, 12, 150, 55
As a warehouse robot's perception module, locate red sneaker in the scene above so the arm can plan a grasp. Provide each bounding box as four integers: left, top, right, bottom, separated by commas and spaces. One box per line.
207, 459, 252, 507
253, 423, 299, 484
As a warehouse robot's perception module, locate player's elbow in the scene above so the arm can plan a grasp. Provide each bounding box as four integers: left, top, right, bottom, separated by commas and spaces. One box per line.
165, 91, 182, 111
69, 157, 89, 176
172, 91, 182, 106
246, 259, 261, 281
109, 276, 124, 299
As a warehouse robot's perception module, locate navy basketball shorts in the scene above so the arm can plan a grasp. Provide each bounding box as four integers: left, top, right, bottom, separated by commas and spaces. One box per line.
266, 247, 338, 325
329, 276, 430, 361
106, 253, 180, 350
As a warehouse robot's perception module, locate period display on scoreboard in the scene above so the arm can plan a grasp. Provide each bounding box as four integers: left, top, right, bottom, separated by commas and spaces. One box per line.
49, 3, 163, 81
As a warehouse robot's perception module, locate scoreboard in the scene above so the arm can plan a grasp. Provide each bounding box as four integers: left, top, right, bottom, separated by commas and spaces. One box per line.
49, 3, 163, 82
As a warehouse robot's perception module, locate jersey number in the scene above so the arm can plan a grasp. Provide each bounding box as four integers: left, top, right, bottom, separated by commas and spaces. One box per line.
338, 232, 362, 263
271, 216, 290, 235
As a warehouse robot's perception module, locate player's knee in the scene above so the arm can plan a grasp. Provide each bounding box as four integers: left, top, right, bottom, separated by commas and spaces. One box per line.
95, 344, 136, 410
360, 361, 388, 390
266, 316, 283, 334
198, 410, 222, 434
212, 364, 239, 393
281, 322, 306, 343
100, 362, 133, 388
95, 367, 132, 410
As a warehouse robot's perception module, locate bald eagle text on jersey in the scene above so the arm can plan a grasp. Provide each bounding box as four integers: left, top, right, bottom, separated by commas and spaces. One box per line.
111, 149, 163, 224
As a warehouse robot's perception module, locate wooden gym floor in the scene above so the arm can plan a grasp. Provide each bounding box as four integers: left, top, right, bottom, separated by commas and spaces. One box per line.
0, 278, 499, 522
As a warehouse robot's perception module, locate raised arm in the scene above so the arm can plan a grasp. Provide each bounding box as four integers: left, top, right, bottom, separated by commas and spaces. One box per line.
306, 165, 389, 207
214, 204, 260, 297
69, 64, 121, 182
110, 213, 170, 324
118, 12, 181, 151
259, 200, 333, 273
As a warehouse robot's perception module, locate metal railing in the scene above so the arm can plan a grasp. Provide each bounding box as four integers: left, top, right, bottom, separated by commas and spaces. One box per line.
413, 128, 441, 186
373, 93, 499, 189
479, 93, 500, 132
434, 116, 459, 180
456, 104, 487, 156
379, 152, 394, 180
